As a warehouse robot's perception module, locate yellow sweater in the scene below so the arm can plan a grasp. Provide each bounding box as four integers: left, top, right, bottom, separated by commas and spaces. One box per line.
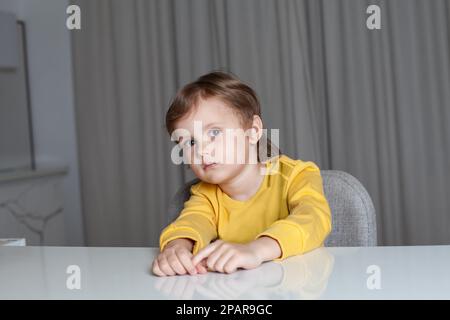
159, 154, 332, 261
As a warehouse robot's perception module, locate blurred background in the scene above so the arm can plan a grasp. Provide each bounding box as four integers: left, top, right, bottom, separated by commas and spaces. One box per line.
0, 0, 449, 248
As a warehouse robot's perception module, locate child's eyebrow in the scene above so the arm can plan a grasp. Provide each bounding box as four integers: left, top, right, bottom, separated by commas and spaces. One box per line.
204, 122, 223, 129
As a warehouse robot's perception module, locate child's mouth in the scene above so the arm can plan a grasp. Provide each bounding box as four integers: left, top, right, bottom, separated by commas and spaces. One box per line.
202, 163, 217, 170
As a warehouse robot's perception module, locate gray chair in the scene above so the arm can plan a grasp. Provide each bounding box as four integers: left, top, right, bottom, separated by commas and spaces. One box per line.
167, 170, 377, 247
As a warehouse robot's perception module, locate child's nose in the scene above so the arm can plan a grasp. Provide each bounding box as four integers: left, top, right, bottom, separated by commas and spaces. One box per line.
200, 149, 216, 165
199, 139, 215, 157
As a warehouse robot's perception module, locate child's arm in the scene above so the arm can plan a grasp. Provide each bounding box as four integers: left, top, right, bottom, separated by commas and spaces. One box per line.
159, 184, 218, 256
154, 184, 217, 276
255, 162, 332, 261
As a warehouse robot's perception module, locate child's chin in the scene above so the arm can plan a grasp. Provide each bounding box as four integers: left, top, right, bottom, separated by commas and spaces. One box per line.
196, 171, 227, 184
198, 175, 224, 185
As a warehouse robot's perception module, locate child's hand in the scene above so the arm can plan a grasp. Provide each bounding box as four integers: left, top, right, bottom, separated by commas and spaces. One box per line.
152, 238, 207, 277
191, 239, 263, 274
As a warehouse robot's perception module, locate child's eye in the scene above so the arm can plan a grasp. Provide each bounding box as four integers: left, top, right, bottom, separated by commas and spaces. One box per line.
208, 129, 221, 138
184, 139, 195, 147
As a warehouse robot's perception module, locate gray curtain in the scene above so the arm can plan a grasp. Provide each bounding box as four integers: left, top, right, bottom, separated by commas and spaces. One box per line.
303, 0, 450, 245
72, 0, 450, 247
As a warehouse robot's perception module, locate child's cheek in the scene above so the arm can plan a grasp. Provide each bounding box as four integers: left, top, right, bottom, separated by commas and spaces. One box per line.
220, 134, 236, 164
185, 147, 200, 165
215, 136, 226, 163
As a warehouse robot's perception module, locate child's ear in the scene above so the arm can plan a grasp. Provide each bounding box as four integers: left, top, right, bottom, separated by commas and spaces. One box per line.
249, 115, 263, 145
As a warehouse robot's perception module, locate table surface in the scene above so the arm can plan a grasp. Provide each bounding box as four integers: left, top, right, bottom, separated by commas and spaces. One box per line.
1, 245, 449, 299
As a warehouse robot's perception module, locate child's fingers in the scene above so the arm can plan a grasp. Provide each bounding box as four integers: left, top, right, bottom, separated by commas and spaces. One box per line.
192, 240, 223, 266
212, 250, 235, 273
158, 255, 176, 276
152, 259, 165, 277
167, 254, 188, 275
176, 250, 197, 275
205, 244, 231, 271
195, 259, 208, 273
223, 256, 240, 274
196, 262, 207, 274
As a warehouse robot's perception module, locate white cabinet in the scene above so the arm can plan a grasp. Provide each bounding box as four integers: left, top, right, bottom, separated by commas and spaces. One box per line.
0, 168, 67, 245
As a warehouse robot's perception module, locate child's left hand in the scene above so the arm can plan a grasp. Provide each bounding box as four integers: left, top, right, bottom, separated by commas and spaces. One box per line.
191, 239, 263, 274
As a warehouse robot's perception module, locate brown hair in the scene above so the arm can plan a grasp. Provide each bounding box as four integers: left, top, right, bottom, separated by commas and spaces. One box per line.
165, 70, 280, 161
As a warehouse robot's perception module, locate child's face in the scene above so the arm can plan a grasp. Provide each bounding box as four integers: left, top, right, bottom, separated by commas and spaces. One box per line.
172, 97, 261, 184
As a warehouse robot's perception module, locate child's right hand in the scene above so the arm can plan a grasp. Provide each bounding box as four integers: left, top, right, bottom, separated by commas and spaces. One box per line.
152, 238, 208, 277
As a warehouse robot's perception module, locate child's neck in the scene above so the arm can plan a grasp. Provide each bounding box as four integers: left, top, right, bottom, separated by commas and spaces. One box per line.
219, 162, 266, 202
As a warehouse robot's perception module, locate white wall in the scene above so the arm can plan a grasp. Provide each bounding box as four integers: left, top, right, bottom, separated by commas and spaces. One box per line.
0, 0, 85, 245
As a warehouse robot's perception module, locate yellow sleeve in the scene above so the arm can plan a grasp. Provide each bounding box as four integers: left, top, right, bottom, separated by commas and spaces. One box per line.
159, 184, 218, 255
256, 162, 332, 261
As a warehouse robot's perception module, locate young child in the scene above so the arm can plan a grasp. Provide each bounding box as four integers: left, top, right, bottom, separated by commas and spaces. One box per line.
152, 71, 332, 277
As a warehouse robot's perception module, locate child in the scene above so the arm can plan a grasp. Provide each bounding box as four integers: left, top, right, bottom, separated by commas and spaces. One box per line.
152, 71, 331, 277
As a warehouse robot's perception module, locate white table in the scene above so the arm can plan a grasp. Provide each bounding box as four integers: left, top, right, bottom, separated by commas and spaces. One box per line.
0, 245, 449, 299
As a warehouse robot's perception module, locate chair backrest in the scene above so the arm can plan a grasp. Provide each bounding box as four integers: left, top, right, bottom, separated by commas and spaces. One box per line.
321, 170, 377, 246
167, 170, 377, 247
